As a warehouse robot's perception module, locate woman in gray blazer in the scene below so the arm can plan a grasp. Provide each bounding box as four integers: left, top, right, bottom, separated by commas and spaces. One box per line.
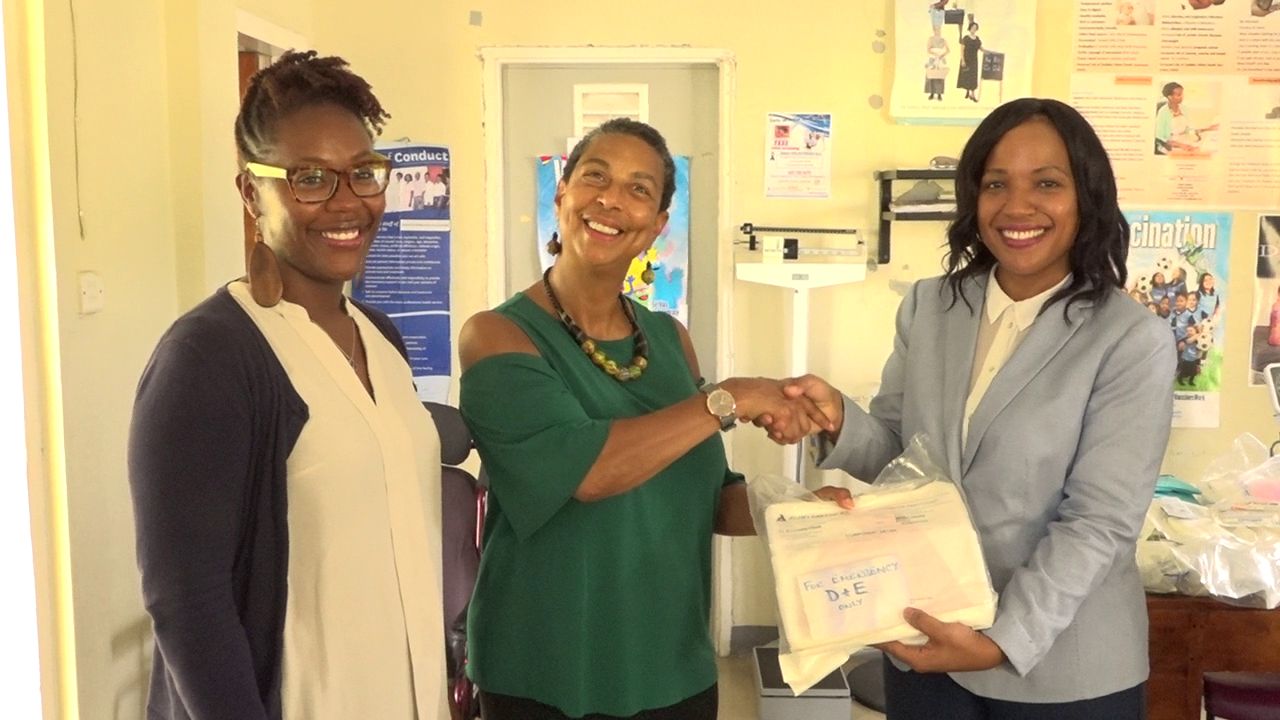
782, 98, 1175, 719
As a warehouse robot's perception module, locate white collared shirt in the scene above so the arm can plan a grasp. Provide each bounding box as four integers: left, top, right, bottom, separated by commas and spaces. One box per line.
962, 268, 1072, 448
227, 281, 448, 720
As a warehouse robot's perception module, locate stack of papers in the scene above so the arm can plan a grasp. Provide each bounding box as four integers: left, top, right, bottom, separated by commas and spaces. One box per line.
763, 481, 996, 693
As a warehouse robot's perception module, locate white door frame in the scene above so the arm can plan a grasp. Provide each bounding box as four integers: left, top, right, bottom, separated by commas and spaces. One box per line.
480, 46, 740, 653
235, 10, 309, 59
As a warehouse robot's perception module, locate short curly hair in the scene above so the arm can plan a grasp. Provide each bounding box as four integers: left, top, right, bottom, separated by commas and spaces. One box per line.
561, 118, 677, 212
234, 50, 390, 164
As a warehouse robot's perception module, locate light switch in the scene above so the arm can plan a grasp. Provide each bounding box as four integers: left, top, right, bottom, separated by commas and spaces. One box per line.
78, 271, 104, 315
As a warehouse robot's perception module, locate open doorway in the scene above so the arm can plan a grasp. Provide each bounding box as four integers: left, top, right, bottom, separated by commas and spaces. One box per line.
234, 12, 307, 263
234, 34, 287, 262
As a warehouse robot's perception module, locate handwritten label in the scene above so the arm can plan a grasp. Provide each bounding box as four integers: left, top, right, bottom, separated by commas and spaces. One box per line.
797, 555, 907, 638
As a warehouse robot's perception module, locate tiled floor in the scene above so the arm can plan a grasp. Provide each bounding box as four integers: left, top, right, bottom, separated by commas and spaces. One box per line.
716, 653, 886, 720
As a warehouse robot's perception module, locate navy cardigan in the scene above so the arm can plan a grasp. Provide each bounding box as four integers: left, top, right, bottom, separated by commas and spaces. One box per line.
127, 286, 407, 720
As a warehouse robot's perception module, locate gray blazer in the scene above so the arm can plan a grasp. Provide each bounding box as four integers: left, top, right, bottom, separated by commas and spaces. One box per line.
820, 274, 1175, 703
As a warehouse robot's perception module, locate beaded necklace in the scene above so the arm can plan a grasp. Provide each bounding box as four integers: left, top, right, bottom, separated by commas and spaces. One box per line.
542, 267, 649, 382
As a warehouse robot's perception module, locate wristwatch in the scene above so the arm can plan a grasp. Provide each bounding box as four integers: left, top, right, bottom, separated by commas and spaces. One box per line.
700, 382, 737, 432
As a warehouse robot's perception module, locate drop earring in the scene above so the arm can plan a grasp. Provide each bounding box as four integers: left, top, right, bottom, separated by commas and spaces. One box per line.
545, 232, 562, 256
247, 217, 283, 307
641, 261, 655, 285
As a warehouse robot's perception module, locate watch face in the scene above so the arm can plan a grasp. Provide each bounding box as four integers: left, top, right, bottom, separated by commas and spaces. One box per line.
708, 388, 736, 417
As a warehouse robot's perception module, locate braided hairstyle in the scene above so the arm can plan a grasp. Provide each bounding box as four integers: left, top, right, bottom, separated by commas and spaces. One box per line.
234, 50, 390, 164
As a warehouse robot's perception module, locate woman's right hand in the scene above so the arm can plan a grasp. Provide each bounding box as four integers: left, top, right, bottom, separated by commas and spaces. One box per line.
720, 377, 834, 443
781, 374, 845, 442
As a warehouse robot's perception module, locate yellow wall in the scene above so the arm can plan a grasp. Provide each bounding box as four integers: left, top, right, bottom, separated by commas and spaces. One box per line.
38, 0, 180, 715
15, 0, 1278, 713
12, 0, 316, 716
304, 0, 1280, 626
6, 0, 71, 714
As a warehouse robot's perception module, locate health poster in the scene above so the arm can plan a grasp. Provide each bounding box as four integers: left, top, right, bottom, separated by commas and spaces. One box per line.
352, 143, 452, 402
1123, 209, 1231, 427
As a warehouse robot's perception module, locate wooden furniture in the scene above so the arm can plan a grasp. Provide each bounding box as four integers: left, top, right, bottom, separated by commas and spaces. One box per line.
1203, 672, 1280, 719
1146, 594, 1280, 720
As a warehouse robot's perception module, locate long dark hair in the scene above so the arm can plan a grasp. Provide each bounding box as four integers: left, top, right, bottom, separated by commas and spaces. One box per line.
943, 97, 1128, 318
1198, 271, 1217, 296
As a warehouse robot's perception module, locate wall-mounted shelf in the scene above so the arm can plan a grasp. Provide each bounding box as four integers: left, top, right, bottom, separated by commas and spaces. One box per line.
875, 168, 957, 264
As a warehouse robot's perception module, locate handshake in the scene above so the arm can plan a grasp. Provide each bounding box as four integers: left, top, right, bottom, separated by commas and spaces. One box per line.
716, 374, 844, 445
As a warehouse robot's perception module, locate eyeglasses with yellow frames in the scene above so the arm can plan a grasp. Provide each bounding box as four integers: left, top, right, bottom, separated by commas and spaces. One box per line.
244, 152, 392, 204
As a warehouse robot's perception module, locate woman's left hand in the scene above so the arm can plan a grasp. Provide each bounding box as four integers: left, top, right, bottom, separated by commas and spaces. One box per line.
876, 607, 1005, 673
812, 485, 855, 510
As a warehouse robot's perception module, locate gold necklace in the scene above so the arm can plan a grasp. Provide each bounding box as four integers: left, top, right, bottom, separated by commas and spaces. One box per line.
543, 267, 648, 381
336, 316, 358, 368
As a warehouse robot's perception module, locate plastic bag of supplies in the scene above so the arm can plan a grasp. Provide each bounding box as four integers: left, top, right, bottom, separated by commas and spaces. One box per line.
1139, 434, 1280, 608
748, 435, 997, 694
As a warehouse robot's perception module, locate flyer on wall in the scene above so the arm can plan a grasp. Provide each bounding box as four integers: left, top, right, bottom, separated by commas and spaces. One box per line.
535, 154, 692, 326
764, 113, 832, 199
351, 143, 452, 402
889, 0, 1037, 125
1123, 209, 1231, 428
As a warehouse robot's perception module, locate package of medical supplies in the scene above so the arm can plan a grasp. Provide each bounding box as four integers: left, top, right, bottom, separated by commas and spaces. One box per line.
1139, 434, 1280, 609
748, 435, 997, 694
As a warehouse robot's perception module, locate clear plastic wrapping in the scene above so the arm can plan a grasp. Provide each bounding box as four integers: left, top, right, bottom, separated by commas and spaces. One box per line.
748, 435, 997, 694
1139, 434, 1280, 608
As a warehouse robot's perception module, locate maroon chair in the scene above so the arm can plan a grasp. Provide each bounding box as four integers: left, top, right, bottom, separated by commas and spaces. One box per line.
1203, 672, 1280, 720
427, 401, 487, 720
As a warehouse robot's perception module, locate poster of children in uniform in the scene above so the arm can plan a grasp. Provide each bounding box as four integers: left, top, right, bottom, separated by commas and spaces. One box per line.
534, 154, 692, 326
1123, 209, 1230, 428
1249, 215, 1280, 386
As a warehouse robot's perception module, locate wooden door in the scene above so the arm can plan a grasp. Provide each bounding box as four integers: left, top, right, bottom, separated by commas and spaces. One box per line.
239, 51, 267, 263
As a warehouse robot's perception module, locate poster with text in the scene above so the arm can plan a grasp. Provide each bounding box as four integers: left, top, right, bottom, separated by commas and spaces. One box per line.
1071, 0, 1280, 209
535, 154, 691, 326
764, 113, 832, 198
1124, 209, 1231, 427
890, 0, 1037, 125
1250, 215, 1280, 386
351, 143, 452, 402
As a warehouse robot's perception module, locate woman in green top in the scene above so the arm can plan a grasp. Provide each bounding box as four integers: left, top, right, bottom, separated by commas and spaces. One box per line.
459, 118, 851, 719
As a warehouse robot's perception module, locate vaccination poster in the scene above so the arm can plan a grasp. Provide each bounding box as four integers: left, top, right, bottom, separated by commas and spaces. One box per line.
535, 154, 692, 326
1123, 209, 1231, 428
352, 143, 452, 402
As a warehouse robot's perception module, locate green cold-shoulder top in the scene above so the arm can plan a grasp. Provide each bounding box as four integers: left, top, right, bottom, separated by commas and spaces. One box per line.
460, 292, 740, 717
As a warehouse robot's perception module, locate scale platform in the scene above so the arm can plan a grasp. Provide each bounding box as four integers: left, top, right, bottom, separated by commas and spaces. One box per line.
752, 645, 851, 720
